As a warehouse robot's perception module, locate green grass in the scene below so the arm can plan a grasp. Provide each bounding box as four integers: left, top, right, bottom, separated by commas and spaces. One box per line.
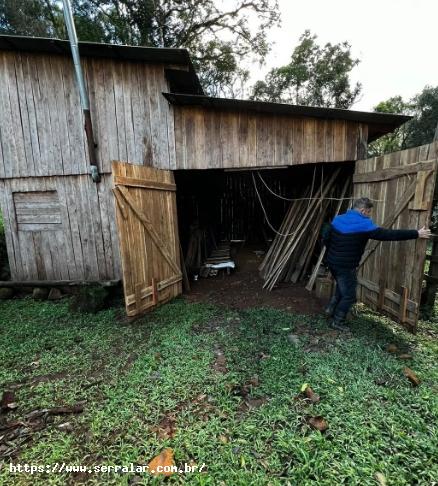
0, 297, 437, 485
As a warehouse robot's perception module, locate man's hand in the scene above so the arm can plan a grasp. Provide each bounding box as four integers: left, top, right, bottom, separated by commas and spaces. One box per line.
418, 226, 432, 239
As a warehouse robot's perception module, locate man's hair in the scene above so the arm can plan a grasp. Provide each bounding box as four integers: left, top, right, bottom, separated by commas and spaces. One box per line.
353, 197, 373, 210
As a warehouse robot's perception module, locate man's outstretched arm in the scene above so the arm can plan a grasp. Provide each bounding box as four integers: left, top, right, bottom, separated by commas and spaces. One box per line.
370, 226, 431, 241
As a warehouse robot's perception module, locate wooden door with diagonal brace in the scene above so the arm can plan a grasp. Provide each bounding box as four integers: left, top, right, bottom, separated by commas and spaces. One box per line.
353, 142, 438, 331
112, 162, 182, 316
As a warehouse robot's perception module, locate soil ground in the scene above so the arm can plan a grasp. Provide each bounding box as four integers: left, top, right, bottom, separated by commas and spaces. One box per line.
186, 245, 326, 314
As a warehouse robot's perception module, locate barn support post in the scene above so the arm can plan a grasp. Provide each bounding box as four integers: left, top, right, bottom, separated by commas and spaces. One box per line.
62, 0, 100, 183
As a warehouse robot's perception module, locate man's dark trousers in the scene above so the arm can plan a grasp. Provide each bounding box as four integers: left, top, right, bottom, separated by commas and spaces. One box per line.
327, 266, 357, 320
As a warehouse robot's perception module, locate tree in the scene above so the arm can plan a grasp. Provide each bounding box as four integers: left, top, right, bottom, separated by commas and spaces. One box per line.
367, 96, 413, 157
0, 0, 280, 97
250, 30, 362, 108
405, 86, 438, 147
0, 0, 63, 37
368, 86, 438, 156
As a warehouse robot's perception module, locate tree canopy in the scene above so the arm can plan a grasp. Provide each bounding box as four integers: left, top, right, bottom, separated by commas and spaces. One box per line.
250, 30, 362, 108
0, 0, 280, 97
368, 87, 438, 156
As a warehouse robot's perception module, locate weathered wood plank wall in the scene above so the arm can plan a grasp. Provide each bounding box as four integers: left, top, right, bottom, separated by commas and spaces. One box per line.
0, 49, 178, 281
0, 51, 177, 177
353, 142, 437, 329
172, 106, 368, 169
0, 174, 120, 281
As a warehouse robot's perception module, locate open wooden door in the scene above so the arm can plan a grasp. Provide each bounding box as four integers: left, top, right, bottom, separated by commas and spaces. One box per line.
353, 142, 438, 331
112, 162, 182, 316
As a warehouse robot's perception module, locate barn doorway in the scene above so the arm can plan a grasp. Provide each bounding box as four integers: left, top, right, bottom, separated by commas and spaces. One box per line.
175, 162, 354, 311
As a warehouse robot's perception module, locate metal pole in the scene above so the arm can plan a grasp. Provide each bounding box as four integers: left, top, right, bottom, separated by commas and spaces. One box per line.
62, 0, 100, 182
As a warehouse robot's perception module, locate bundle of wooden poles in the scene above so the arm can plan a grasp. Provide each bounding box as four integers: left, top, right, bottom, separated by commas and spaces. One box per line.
260, 169, 350, 291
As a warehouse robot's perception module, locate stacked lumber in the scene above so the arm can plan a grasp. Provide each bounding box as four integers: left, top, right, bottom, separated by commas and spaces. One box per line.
260, 169, 350, 291
205, 243, 231, 264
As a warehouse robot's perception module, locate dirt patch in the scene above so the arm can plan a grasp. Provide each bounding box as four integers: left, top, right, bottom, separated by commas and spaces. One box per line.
212, 346, 228, 373
185, 247, 325, 314
4, 372, 68, 391
238, 396, 269, 412
153, 415, 177, 440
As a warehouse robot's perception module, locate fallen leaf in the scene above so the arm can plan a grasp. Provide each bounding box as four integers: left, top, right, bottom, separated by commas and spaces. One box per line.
398, 354, 413, 360
308, 416, 329, 432
300, 383, 309, 393
154, 416, 177, 440
248, 375, 260, 387
219, 435, 228, 444
375, 472, 387, 485
194, 394, 207, 402
259, 353, 271, 360
148, 448, 175, 477
304, 387, 321, 404
403, 367, 420, 386
387, 344, 398, 354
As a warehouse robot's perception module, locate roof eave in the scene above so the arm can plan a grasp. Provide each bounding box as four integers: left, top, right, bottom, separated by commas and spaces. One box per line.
163, 93, 412, 141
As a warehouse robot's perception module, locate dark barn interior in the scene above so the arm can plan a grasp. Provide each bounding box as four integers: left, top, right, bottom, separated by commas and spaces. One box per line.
175, 162, 355, 306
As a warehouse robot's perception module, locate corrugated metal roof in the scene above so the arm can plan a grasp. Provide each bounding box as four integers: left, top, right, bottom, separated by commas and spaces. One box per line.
163, 93, 411, 141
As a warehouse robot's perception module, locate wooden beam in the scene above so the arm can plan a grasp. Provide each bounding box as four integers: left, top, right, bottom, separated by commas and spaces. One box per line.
409, 170, 433, 210
0, 280, 120, 288
357, 276, 417, 313
114, 175, 176, 191
353, 159, 437, 184
399, 286, 409, 323
125, 274, 183, 306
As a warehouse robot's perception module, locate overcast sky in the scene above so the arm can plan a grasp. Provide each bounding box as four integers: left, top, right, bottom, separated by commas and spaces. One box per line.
250, 0, 438, 111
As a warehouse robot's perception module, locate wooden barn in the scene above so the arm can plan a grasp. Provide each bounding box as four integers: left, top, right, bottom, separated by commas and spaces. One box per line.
0, 34, 436, 330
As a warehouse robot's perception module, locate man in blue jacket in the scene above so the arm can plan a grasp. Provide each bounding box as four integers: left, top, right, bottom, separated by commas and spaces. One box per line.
323, 197, 431, 331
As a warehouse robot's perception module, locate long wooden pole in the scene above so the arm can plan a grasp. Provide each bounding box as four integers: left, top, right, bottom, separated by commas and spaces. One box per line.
263, 169, 340, 290
305, 177, 350, 291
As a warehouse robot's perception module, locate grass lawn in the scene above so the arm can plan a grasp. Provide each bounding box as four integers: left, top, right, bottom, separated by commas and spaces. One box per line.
0, 297, 437, 485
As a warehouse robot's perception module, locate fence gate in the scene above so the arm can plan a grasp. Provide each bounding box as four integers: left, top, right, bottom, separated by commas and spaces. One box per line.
112, 161, 182, 316
353, 142, 438, 331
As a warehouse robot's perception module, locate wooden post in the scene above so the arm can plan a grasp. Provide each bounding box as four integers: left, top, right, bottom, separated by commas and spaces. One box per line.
134, 283, 142, 313
399, 286, 409, 324
151, 278, 158, 306
378, 278, 386, 310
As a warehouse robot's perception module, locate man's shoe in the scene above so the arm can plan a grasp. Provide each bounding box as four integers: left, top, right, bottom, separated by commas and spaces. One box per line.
329, 319, 350, 332
324, 300, 338, 318
324, 306, 334, 318
330, 312, 350, 332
